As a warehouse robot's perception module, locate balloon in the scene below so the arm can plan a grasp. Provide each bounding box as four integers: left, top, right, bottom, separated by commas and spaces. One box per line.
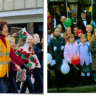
76, 29, 83, 36
50, 59, 56, 66
71, 55, 80, 65
60, 60, 70, 74
47, 53, 52, 64
64, 18, 72, 27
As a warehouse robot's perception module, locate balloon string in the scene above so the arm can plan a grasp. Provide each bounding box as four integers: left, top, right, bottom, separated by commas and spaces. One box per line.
48, 69, 55, 76
73, 65, 79, 71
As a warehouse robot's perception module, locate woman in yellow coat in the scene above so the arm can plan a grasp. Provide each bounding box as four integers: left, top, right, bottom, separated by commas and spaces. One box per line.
0, 20, 29, 93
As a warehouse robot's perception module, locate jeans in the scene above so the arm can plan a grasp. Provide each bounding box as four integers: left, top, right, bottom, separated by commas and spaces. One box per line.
33, 70, 43, 93
20, 71, 35, 93
0, 75, 9, 93
8, 72, 18, 93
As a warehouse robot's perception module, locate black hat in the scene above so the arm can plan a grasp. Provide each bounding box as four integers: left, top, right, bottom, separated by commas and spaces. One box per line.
81, 10, 86, 15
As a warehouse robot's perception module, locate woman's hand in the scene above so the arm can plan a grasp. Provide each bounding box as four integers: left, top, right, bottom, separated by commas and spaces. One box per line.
15, 64, 22, 71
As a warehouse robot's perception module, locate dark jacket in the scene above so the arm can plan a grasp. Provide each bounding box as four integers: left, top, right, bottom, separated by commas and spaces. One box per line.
49, 36, 65, 71
33, 43, 43, 73
60, 22, 66, 32
77, 18, 90, 34
90, 40, 96, 71
47, 22, 54, 34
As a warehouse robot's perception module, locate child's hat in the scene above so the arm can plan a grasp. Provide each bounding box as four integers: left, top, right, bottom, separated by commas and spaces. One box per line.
47, 8, 52, 19
76, 29, 83, 36
47, 15, 52, 19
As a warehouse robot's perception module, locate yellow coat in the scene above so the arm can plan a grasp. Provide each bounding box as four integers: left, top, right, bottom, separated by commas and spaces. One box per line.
0, 38, 10, 77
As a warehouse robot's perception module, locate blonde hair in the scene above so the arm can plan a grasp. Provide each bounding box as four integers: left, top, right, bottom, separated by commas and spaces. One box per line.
6, 37, 15, 45
64, 27, 71, 38
80, 34, 87, 39
86, 24, 93, 30
52, 28, 62, 39
91, 29, 96, 41
67, 34, 75, 44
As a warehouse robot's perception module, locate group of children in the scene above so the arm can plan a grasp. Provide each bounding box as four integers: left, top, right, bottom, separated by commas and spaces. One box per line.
6, 33, 43, 93
48, 18, 96, 88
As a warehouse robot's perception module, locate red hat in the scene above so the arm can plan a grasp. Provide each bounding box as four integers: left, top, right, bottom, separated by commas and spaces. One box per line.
76, 29, 83, 36
47, 15, 52, 19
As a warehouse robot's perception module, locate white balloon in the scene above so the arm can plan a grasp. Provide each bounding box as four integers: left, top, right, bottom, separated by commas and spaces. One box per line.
50, 59, 56, 66
60, 62, 70, 74
47, 53, 52, 64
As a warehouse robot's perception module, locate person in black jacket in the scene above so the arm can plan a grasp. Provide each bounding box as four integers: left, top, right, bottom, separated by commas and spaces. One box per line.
77, 12, 91, 34
60, 16, 66, 32
33, 33, 43, 93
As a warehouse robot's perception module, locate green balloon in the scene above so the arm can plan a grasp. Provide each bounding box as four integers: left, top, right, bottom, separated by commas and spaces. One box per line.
64, 18, 72, 27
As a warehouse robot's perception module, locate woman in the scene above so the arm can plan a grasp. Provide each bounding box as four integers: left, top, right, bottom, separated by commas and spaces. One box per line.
90, 29, 96, 83
0, 20, 29, 93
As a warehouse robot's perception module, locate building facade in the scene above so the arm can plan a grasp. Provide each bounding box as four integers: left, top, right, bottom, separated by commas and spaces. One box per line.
48, 0, 96, 24
0, 0, 43, 44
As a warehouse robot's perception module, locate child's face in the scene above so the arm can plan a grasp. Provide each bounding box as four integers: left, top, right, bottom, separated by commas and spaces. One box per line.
54, 28, 60, 36
26, 36, 33, 46
73, 28, 78, 35
86, 26, 92, 33
10, 39, 15, 50
69, 37, 75, 43
66, 28, 71, 36
60, 17, 66, 23
47, 18, 52, 23
78, 33, 83, 37
33, 34, 40, 44
57, 25, 62, 32
80, 36, 87, 44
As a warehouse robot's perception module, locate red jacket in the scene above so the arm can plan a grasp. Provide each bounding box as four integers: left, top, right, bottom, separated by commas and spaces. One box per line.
0, 35, 24, 66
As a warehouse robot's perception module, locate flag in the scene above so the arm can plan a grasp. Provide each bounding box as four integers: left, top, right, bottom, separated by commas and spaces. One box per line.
89, 0, 96, 30
47, 8, 50, 16
29, 55, 38, 66
19, 27, 28, 39
15, 47, 27, 57
16, 69, 26, 82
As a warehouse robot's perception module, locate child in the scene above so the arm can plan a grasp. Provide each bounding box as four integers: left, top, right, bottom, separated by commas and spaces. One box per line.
90, 29, 96, 83
51, 24, 64, 38
76, 29, 83, 44
64, 34, 79, 87
78, 34, 92, 85
49, 28, 65, 89
7, 37, 22, 93
73, 25, 79, 37
33, 33, 43, 93
64, 27, 72, 42
86, 24, 93, 42
57, 24, 64, 37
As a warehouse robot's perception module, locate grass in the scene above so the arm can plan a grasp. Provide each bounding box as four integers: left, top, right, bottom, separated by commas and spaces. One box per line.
48, 85, 96, 93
